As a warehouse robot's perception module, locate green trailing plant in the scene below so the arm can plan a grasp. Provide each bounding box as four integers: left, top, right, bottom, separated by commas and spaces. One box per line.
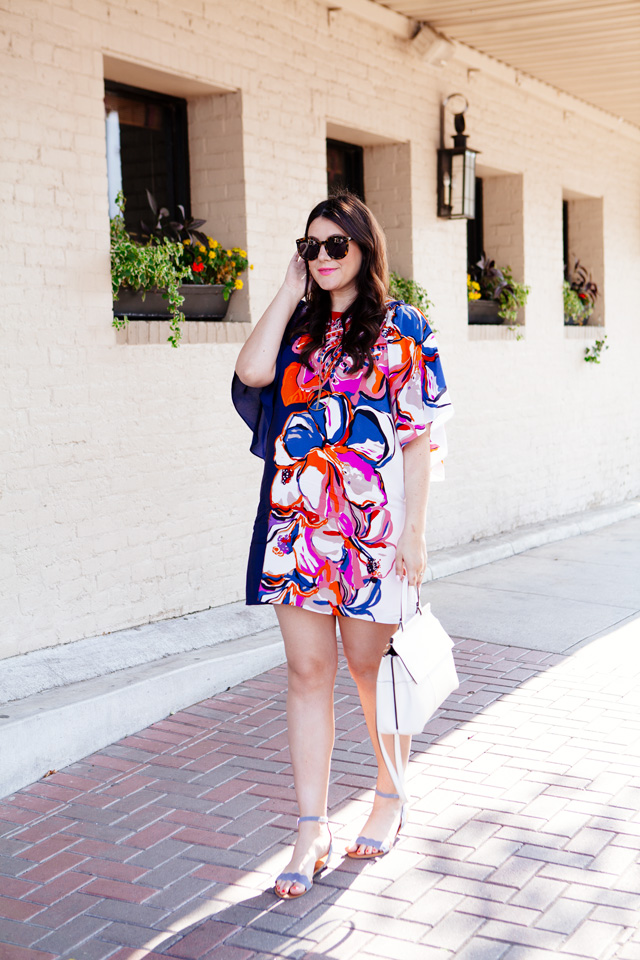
468, 253, 530, 325
563, 281, 591, 325
111, 192, 250, 347
564, 259, 598, 325
111, 194, 190, 347
389, 272, 434, 326
506, 323, 525, 341
584, 335, 608, 364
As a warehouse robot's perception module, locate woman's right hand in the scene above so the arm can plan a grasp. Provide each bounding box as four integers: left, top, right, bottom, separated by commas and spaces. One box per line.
283, 250, 308, 301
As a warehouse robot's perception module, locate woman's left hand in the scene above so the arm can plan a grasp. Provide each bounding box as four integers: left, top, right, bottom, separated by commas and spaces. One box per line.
395, 531, 427, 586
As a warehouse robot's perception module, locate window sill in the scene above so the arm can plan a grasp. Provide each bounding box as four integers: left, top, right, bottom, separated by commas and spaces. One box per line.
564, 325, 606, 339
115, 320, 250, 345
468, 324, 525, 341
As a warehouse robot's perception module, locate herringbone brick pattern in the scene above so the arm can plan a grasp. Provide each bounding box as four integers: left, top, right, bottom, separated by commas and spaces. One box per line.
1, 630, 639, 960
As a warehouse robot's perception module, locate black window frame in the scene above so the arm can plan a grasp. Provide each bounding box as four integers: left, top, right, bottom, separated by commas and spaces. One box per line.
104, 79, 191, 236
467, 176, 484, 270
562, 200, 569, 279
326, 138, 365, 201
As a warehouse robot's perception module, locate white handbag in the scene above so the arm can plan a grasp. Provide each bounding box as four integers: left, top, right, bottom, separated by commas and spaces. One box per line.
376, 581, 459, 801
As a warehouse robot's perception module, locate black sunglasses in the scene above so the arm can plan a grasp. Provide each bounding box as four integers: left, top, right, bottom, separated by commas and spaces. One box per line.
296, 235, 352, 261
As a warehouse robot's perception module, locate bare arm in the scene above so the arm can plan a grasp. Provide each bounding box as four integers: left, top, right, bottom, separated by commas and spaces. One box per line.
395, 427, 431, 586
235, 252, 307, 388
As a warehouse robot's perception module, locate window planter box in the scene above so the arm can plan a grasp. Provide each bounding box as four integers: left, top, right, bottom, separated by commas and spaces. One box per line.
113, 284, 232, 321
468, 300, 504, 324
563, 313, 589, 327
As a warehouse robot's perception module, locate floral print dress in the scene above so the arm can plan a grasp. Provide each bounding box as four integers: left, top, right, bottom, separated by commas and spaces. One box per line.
232, 299, 452, 623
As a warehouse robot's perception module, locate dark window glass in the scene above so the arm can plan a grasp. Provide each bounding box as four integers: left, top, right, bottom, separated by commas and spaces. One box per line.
327, 139, 365, 200
467, 176, 483, 269
104, 81, 190, 236
563, 200, 569, 279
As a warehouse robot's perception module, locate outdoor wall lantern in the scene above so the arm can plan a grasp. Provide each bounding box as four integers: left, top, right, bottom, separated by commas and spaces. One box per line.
437, 93, 479, 219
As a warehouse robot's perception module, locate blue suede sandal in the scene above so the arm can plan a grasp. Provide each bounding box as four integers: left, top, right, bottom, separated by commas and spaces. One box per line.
274, 815, 332, 899
346, 789, 408, 859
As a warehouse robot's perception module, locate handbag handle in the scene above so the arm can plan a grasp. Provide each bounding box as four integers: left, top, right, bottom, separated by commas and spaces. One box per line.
379, 580, 423, 801
399, 578, 421, 630
378, 732, 408, 804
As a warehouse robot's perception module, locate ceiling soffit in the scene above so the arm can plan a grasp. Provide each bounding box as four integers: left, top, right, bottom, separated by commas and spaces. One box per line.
368, 0, 640, 128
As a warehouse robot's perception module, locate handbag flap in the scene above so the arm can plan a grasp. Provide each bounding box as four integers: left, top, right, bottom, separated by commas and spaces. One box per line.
390, 603, 454, 684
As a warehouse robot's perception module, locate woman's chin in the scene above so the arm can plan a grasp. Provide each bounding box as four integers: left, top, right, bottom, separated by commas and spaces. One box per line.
312, 274, 339, 291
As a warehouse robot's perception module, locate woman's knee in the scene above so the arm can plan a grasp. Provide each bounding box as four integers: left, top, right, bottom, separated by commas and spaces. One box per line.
277, 606, 338, 693
340, 619, 393, 686
287, 653, 337, 693
344, 653, 380, 687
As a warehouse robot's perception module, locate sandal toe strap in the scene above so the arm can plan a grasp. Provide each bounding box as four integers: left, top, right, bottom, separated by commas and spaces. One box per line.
355, 835, 388, 853
275, 871, 312, 891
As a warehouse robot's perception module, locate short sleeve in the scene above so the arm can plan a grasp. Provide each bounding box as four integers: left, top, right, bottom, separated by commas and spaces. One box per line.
387, 301, 453, 480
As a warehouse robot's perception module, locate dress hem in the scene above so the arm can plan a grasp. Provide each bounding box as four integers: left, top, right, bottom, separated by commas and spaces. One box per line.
246, 597, 399, 625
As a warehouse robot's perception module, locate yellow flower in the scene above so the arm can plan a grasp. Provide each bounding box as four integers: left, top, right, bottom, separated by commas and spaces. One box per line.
235, 278, 243, 290
183, 239, 191, 246
198, 244, 206, 253
227, 249, 232, 256
250, 264, 254, 270
208, 251, 215, 259
239, 249, 247, 257
208, 238, 218, 248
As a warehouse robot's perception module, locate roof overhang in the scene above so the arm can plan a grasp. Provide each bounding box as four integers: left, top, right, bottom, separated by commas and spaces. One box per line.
319, 0, 640, 129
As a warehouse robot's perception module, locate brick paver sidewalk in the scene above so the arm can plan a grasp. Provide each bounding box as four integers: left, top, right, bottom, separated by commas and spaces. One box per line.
1, 629, 639, 960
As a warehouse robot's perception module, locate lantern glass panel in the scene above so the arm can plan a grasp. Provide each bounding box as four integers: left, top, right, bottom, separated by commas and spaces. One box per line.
451, 153, 464, 216
464, 150, 476, 218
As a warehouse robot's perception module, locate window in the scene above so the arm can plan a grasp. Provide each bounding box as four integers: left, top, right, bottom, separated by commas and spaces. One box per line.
104, 81, 190, 235
327, 139, 365, 199
467, 177, 484, 269
562, 194, 605, 327
562, 200, 569, 278
467, 172, 526, 335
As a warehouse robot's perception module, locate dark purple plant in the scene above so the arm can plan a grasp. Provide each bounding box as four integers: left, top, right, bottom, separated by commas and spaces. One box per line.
469, 253, 514, 301
566, 259, 598, 306
141, 190, 209, 247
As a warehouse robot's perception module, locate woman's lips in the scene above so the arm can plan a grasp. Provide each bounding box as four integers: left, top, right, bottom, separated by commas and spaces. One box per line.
318, 268, 337, 275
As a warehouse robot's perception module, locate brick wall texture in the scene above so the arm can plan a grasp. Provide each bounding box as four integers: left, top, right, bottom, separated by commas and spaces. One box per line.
2, 0, 640, 658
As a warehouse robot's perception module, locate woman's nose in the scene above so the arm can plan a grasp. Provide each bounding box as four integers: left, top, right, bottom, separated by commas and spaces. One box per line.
317, 243, 332, 262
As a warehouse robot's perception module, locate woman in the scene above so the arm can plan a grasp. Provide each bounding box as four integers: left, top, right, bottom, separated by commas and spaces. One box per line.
233, 194, 451, 899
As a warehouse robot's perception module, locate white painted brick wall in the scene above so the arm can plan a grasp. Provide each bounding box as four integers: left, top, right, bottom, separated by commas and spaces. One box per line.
1, 0, 639, 658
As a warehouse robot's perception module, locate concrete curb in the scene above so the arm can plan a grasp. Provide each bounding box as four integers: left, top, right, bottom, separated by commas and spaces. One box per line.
1, 627, 284, 799
1, 497, 638, 800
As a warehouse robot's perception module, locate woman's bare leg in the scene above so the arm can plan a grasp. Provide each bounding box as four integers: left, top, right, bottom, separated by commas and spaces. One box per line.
339, 615, 411, 856
273, 604, 337, 896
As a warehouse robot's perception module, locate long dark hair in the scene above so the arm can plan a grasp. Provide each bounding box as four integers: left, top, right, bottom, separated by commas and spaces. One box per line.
291, 194, 389, 374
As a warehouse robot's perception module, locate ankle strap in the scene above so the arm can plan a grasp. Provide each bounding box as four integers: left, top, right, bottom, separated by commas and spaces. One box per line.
297, 815, 329, 825
375, 789, 400, 799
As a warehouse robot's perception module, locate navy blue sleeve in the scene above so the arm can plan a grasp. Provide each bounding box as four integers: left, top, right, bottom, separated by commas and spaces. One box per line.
231, 301, 306, 460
